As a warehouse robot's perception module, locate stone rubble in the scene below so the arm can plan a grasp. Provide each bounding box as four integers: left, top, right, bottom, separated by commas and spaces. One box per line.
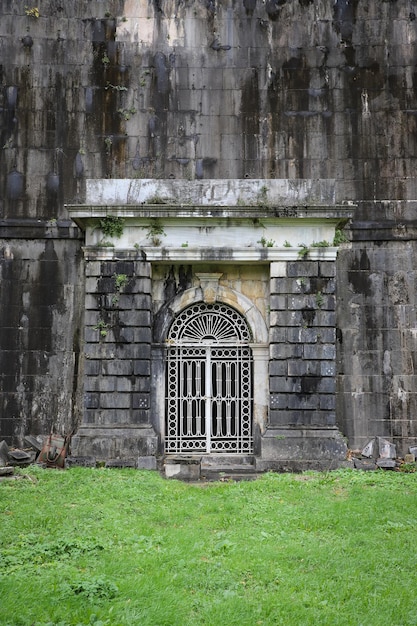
352, 437, 417, 471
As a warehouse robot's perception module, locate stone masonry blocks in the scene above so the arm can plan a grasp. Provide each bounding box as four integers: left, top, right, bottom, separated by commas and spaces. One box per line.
269, 259, 337, 428
287, 261, 318, 277
82, 260, 152, 431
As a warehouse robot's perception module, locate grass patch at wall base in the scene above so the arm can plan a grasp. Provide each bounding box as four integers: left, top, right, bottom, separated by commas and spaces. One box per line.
1, 467, 417, 625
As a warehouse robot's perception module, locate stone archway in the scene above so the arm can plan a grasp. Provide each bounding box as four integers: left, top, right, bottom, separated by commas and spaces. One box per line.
165, 301, 253, 454
154, 284, 269, 345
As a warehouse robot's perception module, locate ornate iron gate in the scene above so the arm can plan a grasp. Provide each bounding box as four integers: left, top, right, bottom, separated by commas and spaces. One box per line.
165, 303, 253, 454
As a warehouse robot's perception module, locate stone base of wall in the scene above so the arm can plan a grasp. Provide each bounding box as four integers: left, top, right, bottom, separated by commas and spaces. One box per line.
255, 426, 349, 472
70, 425, 349, 474
71, 426, 158, 461
71, 427, 349, 473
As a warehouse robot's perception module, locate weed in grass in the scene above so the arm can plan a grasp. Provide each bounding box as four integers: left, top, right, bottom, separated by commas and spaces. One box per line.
399, 462, 417, 473
1, 534, 107, 572
62, 576, 119, 601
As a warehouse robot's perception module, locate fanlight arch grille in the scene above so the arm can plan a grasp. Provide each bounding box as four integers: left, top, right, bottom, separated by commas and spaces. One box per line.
168, 303, 252, 344
166, 302, 253, 454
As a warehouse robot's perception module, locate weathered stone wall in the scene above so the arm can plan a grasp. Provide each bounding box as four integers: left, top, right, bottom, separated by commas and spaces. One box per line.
269, 259, 336, 428
3, 0, 417, 204
2, 0, 417, 453
0, 231, 84, 442
337, 240, 417, 453
84, 259, 152, 425
152, 263, 269, 321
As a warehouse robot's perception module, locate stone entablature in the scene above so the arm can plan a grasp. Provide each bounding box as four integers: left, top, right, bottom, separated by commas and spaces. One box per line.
68, 179, 352, 260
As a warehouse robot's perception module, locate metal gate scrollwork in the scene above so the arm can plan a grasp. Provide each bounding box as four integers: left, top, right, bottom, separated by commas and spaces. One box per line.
166, 303, 253, 454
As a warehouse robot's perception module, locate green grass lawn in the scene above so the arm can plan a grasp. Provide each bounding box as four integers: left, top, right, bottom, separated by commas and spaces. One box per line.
1, 467, 417, 626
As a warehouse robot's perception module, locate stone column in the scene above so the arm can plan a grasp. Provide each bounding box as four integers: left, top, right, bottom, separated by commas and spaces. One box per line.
251, 344, 269, 452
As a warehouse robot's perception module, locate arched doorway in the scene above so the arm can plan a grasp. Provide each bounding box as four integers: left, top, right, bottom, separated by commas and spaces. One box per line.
165, 302, 253, 454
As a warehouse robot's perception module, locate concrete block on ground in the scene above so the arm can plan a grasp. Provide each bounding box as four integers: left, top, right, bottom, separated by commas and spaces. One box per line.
361, 438, 376, 458
8, 449, 33, 466
24, 435, 43, 452
0, 466, 14, 476
165, 457, 201, 480
353, 458, 378, 470
378, 437, 396, 459
71, 427, 158, 460
0, 441, 9, 466
255, 459, 354, 472
376, 458, 397, 469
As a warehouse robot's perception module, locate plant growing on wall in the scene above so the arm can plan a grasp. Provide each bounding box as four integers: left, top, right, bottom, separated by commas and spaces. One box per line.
104, 136, 113, 154
2, 138, 14, 150
98, 216, 125, 239
311, 240, 331, 248
146, 194, 169, 204
298, 244, 309, 259
145, 219, 166, 246
257, 236, 275, 248
114, 273, 128, 291
333, 228, 349, 245
315, 291, 324, 308
25, 6, 40, 18
117, 107, 137, 121
93, 319, 110, 338
257, 185, 269, 207
111, 273, 129, 304
105, 82, 128, 92
139, 70, 150, 87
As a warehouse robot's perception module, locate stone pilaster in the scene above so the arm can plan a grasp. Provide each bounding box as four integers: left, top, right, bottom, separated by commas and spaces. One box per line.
257, 258, 348, 471
71, 258, 157, 463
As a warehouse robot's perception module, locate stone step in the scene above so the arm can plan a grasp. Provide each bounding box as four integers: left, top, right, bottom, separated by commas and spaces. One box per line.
164, 454, 259, 481
200, 471, 260, 482
200, 454, 255, 471
200, 455, 259, 481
